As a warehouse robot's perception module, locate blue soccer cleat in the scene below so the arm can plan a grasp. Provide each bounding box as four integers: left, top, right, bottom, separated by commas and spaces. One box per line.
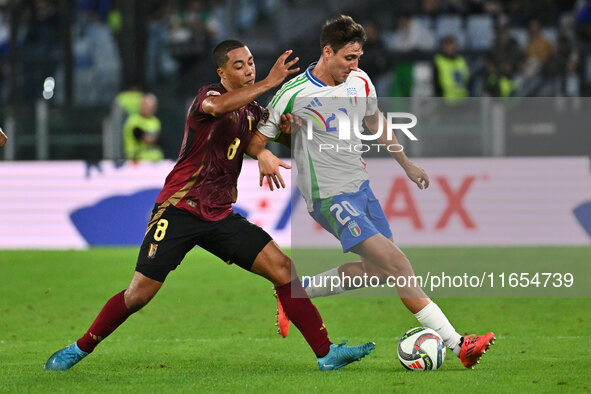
317, 340, 376, 370
44, 343, 88, 370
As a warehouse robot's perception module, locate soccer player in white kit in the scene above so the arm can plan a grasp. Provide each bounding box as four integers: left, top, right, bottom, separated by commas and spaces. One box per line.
247, 15, 495, 369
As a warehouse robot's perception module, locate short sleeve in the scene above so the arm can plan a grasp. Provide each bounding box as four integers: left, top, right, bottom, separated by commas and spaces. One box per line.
256, 83, 294, 139
256, 104, 282, 139
193, 85, 224, 115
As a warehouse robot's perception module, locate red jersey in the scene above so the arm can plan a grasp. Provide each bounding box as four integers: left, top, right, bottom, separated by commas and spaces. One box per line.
156, 83, 265, 221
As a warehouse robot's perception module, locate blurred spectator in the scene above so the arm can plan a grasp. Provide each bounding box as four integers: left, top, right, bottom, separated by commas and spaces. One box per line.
145, 0, 179, 85
0, 4, 8, 56
123, 93, 164, 161
168, 0, 220, 47
106, 0, 122, 36
504, 1, 533, 27
0, 4, 8, 103
562, 53, 580, 96
236, 0, 258, 32
78, 0, 112, 21
485, 56, 516, 97
524, 19, 554, 76
574, 0, 591, 41
422, 0, 441, 16
115, 82, 144, 117
360, 22, 387, 78
69, 9, 121, 106
390, 11, 435, 52
360, 21, 390, 96
208, 0, 228, 42
25, 0, 60, 54
491, 25, 524, 73
433, 35, 469, 99
480, 0, 503, 15
552, 34, 580, 96
184, 0, 214, 43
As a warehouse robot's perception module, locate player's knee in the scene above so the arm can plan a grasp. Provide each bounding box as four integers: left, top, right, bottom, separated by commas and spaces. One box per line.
374, 248, 412, 277
124, 289, 155, 312
389, 252, 412, 276
272, 255, 292, 286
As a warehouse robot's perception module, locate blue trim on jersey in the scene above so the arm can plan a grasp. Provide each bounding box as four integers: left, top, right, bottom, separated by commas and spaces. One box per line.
306, 63, 326, 87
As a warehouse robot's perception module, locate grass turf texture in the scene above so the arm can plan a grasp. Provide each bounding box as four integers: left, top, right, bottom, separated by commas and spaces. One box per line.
1, 248, 590, 393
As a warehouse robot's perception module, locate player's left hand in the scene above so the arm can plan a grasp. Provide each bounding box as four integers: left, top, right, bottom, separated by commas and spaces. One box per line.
257, 149, 291, 191
404, 162, 429, 190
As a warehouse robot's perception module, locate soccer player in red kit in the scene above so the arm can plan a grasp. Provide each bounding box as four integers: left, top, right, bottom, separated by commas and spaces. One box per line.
44, 40, 375, 371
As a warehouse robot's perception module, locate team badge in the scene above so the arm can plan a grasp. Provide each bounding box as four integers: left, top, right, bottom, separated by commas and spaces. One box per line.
347, 87, 358, 107
148, 243, 158, 259
348, 220, 361, 237
261, 109, 270, 123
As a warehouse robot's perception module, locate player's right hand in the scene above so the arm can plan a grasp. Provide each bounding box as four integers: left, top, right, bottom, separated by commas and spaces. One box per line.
404, 161, 430, 190
265, 50, 300, 88
279, 114, 303, 135
257, 149, 291, 191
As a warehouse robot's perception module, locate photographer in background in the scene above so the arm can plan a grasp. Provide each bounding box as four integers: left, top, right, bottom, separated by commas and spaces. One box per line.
123, 93, 164, 162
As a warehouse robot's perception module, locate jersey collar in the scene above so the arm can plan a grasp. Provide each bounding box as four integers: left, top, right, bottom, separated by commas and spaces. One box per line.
306, 62, 350, 86
305, 63, 327, 87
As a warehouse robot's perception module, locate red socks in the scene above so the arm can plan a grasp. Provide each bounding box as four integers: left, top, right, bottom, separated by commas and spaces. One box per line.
275, 279, 332, 357
76, 282, 332, 357
76, 290, 131, 353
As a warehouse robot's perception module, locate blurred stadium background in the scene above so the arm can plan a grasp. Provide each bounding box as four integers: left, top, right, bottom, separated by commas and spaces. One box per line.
1, 0, 591, 160
0, 1, 590, 249
0, 2, 590, 390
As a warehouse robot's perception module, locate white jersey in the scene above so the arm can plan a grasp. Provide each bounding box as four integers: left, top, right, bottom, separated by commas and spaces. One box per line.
258, 63, 378, 211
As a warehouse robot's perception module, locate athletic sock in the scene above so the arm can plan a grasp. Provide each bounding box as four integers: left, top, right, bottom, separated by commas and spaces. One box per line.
414, 301, 462, 357
303, 268, 344, 298
76, 290, 132, 353
275, 279, 332, 357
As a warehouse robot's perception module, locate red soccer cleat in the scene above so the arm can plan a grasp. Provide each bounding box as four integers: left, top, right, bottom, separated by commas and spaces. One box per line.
459, 332, 495, 369
274, 291, 291, 338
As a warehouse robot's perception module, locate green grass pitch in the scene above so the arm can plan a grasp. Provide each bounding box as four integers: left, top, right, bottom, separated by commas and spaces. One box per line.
1, 248, 590, 392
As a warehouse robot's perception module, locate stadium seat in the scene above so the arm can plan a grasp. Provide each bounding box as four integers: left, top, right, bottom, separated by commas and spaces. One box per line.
466, 15, 494, 50
435, 15, 466, 49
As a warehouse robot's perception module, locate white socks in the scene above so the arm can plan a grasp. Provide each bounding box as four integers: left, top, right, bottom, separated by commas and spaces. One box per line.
301, 273, 463, 356
302, 268, 345, 298
414, 301, 462, 357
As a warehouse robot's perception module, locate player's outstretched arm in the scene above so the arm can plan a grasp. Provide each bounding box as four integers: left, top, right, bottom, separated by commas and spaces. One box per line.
364, 110, 429, 190
246, 131, 291, 191
202, 51, 300, 117
0, 127, 7, 148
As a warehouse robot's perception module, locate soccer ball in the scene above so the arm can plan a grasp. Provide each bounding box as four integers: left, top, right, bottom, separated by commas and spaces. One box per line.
397, 327, 446, 371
